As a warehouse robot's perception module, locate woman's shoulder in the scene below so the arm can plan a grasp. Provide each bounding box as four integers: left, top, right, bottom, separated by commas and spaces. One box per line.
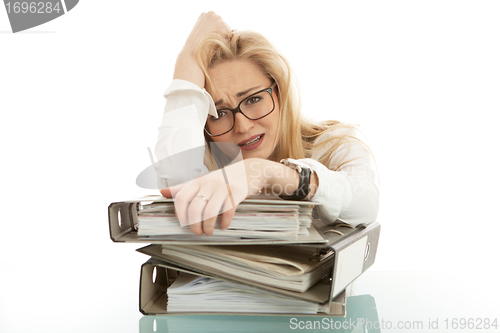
309, 123, 372, 168
312, 123, 362, 146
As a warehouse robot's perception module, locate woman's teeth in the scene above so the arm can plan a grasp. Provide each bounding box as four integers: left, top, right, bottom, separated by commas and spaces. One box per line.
241, 135, 262, 146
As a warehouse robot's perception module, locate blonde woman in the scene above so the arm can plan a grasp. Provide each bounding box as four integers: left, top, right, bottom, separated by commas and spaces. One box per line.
156, 12, 379, 236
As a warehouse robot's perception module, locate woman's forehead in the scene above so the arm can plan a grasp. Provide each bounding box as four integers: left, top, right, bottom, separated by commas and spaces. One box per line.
208, 59, 270, 97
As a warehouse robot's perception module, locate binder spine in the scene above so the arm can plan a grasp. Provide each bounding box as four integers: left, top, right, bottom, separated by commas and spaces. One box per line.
108, 202, 138, 242
139, 259, 169, 315
329, 222, 381, 300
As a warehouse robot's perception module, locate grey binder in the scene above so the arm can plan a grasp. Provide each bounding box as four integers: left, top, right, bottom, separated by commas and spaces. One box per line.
137, 220, 380, 304
108, 195, 378, 248
139, 258, 346, 316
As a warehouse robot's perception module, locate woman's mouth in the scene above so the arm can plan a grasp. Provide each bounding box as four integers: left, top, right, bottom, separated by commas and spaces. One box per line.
238, 134, 264, 150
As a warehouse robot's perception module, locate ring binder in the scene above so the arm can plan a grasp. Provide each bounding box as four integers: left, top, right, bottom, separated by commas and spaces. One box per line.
139, 258, 347, 316
108, 195, 381, 316
137, 220, 381, 302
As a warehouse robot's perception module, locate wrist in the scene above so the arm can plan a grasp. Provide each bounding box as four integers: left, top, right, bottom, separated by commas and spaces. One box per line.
266, 160, 301, 197
173, 52, 205, 89
242, 158, 274, 193
277, 159, 315, 201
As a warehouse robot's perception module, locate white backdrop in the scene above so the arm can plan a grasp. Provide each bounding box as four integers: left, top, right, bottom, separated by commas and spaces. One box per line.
1, 1, 499, 332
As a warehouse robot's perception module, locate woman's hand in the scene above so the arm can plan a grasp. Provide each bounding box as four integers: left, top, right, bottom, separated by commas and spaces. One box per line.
160, 158, 271, 236
173, 11, 232, 89
181, 11, 232, 57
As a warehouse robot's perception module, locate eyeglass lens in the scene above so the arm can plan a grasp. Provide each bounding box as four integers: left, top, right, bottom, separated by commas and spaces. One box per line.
206, 89, 274, 136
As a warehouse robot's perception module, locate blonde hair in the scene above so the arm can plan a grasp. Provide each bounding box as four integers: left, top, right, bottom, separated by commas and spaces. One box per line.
197, 30, 362, 170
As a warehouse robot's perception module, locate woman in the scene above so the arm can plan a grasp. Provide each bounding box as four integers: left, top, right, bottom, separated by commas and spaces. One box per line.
155, 12, 379, 236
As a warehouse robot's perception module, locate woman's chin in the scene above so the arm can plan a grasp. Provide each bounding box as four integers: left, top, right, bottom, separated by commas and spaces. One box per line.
241, 149, 272, 161
241, 149, 261, 160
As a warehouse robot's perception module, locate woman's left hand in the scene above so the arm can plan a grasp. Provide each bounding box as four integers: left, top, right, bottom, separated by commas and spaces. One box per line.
160, 158, 271, 236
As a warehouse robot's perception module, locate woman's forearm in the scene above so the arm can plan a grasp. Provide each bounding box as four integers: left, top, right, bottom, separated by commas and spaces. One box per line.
246, 159, 318, 200
173, 52, 205, 89
173, 12, 232, 90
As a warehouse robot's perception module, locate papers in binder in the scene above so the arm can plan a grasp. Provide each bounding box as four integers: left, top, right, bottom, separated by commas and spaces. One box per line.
137, 199, 314, 240
167, 272, 330, 314
160, 244, 334, 292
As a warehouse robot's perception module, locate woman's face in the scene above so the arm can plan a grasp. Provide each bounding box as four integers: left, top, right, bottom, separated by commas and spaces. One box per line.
206, 59, 280, 160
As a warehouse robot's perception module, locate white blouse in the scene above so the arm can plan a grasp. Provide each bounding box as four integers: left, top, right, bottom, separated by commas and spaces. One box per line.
155, 79, 379, 226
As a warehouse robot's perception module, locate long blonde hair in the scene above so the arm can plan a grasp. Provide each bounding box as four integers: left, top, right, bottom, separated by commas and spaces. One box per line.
197, 30, 361, 170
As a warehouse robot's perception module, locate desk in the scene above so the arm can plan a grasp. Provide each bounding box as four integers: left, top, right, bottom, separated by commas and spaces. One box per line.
1, 270, 497, 333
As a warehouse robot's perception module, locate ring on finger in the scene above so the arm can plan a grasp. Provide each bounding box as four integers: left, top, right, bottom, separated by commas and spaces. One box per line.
196, 193, 208, 202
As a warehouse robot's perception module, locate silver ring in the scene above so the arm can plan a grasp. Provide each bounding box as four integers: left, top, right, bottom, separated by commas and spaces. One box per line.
196, 194, 208, 202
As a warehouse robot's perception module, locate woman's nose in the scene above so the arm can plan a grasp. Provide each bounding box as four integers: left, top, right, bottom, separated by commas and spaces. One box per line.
233, 112, 254, 134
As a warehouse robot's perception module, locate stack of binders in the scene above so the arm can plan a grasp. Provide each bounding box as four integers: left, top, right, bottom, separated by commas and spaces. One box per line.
108, 195, 381, 316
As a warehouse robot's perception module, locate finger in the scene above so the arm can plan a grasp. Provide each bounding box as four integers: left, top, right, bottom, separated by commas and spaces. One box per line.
173, 183, 200, 227
160, 184, 185, 198
203, 11, 231, 37
187, 193, 211, 227
219, 198, 236, 230
160, 188, 172, 198
189, 221, 204, 237
202, 215, 218, 236
201, 190, 227, 236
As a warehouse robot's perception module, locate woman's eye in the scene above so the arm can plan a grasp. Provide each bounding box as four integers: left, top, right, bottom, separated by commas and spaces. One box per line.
210, 110, 228, 121
245, 96, 262, 105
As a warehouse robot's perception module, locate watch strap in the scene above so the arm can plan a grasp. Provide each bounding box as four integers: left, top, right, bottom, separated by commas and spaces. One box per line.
278, 159, 311, 201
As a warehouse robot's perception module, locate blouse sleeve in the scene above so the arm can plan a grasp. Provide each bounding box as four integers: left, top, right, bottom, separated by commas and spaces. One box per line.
296, 129, 380, 226
154, 79, 218, 187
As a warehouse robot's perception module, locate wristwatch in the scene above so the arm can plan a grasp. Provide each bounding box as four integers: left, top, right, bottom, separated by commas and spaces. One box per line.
278, 158, 312, 201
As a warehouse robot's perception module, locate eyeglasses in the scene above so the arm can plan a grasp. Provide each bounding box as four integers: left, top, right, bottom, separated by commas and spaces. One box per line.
205, 83, 277, 137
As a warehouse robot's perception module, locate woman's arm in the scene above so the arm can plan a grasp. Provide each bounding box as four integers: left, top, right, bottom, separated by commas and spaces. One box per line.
296, 131, 380, 226
159, 126, 377, 234
160, 157, 319, 236
154, 12, 231, 187
173, 11, 232, 88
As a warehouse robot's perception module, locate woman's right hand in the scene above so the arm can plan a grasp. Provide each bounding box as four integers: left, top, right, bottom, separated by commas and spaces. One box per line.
173, 12, 232, 89
159, 158, 271, 237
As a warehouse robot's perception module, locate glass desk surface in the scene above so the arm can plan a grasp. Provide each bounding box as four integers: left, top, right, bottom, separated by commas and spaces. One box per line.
1, 270, 497, 333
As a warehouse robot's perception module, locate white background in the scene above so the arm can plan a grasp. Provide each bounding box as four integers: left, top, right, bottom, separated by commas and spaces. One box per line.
1, 1, 499, 332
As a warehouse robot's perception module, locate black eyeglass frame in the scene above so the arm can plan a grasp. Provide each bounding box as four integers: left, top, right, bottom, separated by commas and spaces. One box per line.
205, 82, 277, 137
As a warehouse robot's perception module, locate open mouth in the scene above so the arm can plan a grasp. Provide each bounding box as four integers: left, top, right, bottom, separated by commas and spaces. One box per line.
239, 134, 264, 146
238, 134, 265, 150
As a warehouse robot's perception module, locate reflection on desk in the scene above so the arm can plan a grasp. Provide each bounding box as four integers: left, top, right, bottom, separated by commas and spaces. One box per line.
139, 294, 379, 333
